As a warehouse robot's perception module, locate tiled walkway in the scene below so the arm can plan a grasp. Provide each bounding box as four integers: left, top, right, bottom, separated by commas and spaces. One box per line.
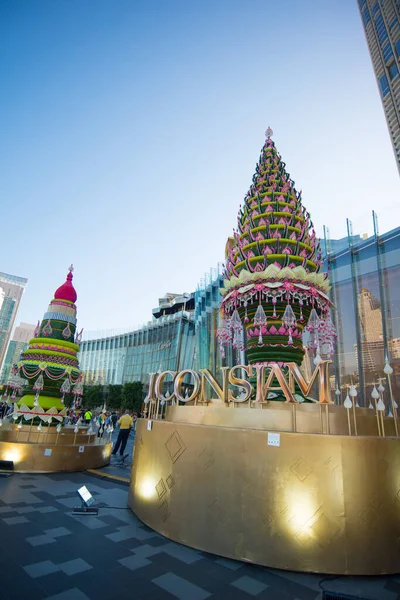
0, 473, 398, 600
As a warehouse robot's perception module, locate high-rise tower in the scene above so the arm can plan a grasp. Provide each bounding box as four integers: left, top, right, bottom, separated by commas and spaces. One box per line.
0, 272, 28, 373
357, 0, 400, 174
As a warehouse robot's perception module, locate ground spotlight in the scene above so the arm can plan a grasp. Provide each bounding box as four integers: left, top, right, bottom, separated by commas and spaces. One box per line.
0, 460, 14, 478
72, 485, 98, 515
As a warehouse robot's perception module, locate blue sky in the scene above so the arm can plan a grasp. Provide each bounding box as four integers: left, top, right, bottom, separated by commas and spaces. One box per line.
1, 0, 399, 333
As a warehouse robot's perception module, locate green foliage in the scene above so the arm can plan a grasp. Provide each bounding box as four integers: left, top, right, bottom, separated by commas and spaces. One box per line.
107, 384, 122, 409
83, 385, 103, 410
82, 382, 141, 411
121, 381, 144, 413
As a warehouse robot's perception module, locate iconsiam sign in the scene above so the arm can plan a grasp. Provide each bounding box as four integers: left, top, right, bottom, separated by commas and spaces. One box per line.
217, 128, 336, 368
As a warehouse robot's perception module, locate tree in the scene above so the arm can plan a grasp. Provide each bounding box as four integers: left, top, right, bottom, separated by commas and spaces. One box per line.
83, 385, 103, 410
121, 381, 144, 413
107, 385, 122, 410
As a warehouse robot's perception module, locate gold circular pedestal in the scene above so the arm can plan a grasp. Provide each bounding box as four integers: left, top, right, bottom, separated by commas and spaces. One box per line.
0, 425, 111, 472
129, 417, 400, 575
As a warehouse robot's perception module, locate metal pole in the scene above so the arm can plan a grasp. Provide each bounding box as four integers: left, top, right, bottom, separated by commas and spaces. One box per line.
324, 224, 341, 398
373, 211, 391, 394
347, 218, 365, 407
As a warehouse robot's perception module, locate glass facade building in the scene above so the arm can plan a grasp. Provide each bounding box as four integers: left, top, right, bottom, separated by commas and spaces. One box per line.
79, 294, 196, 391
0, 322, 36, 384
326, 218, 400, 405
358, 0, 400, 173
0, 272, 28, 374
194, 264, 236, 372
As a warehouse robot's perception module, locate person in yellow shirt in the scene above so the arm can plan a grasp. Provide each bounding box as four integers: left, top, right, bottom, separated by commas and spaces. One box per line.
111, 410, 133, 456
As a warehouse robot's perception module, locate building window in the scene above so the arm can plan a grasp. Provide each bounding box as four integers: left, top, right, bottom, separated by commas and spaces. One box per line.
389, 62, 399, 80
379, 74, 390, 97
396, 40, 400, 57
390, 18, 398, 29
375, 15, 388, 45
362, 6, 371, 27
372, 2, 379, 17
383, 42, 394, 62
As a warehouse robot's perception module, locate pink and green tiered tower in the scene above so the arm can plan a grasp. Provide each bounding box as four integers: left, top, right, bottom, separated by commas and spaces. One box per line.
218, 129, 335, 368
16, 266, 83, 411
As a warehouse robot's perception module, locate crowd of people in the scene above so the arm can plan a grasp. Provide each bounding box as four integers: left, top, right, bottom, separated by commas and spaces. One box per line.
81, 408, 141, 457
0, 400, 141, 459
0, 401, 13, 419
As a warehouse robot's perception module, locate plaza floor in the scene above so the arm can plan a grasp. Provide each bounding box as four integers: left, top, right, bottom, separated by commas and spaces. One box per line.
0, 471, 399, 600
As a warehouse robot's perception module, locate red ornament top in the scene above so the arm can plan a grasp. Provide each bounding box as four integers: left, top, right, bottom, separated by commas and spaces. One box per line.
54, 265, 77, 303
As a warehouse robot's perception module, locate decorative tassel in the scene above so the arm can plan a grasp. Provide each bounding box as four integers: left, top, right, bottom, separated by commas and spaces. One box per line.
62, 322, 72, 339
272, 297, 277, 318
299, 300, 304, 321
254, 303, 267, 347
282, 304, 296, 329
34, 320, 40, 338
60, 377, 71, 404
42, 320, 53, 336
244, 302, 249, 323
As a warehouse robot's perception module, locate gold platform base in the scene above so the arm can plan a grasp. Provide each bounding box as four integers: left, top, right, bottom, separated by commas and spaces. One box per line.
129, 416, 400, 575
0, 424, 111, 472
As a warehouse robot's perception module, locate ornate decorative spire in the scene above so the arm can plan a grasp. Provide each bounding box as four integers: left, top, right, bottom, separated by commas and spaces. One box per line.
265, 126, 273, 139
54, 266, 77, 303
218, 130, 335, 369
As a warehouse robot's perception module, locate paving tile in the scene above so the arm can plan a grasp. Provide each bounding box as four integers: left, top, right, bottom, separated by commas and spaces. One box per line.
45, 527, 71, 538
2, 516, 29, 525
118, 554, 152, 571
26, 534, 56, 546
215, 557, 242, 570
59, 558, 93, 576
70, 569, 128, 600
0, 563, 46, 600
0, 506, 15, 514
232, 575, 268, 596
153, 572, 211, 600
16, 506, 37, 514
162, 541, 204, 564
45, 589, 91, 600
23, 559, 59, 578
38, 506, 58, 513
68, 514, 107, 529
131, 543, 165, 558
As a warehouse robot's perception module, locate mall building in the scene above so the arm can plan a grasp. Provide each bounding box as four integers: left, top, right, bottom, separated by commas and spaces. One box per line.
78, 220, 400, 406
79, 293, 196, 387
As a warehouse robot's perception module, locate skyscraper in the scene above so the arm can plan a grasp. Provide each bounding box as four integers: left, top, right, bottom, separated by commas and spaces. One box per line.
0, 272, 28, 373
357, 0, 400, 174
0, 322, 36, 384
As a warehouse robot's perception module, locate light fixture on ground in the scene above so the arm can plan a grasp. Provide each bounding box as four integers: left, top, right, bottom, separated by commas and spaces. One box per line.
73, 485, 98, 515
0, 460, 14, 478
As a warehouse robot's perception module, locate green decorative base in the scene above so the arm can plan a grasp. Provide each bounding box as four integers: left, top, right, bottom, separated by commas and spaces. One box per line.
19, 394, 64, 411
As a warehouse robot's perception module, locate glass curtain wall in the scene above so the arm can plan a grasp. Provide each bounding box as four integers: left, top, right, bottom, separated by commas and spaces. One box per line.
79, 312, 196, 391
194, 265, 235, 375
326, 219, 400, 404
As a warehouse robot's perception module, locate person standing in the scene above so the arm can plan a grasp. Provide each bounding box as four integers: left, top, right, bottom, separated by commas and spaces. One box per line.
84, 409, 92, 425
112, 410, 133, 456
111, 411, 118, 428
97, 411, 106, 438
